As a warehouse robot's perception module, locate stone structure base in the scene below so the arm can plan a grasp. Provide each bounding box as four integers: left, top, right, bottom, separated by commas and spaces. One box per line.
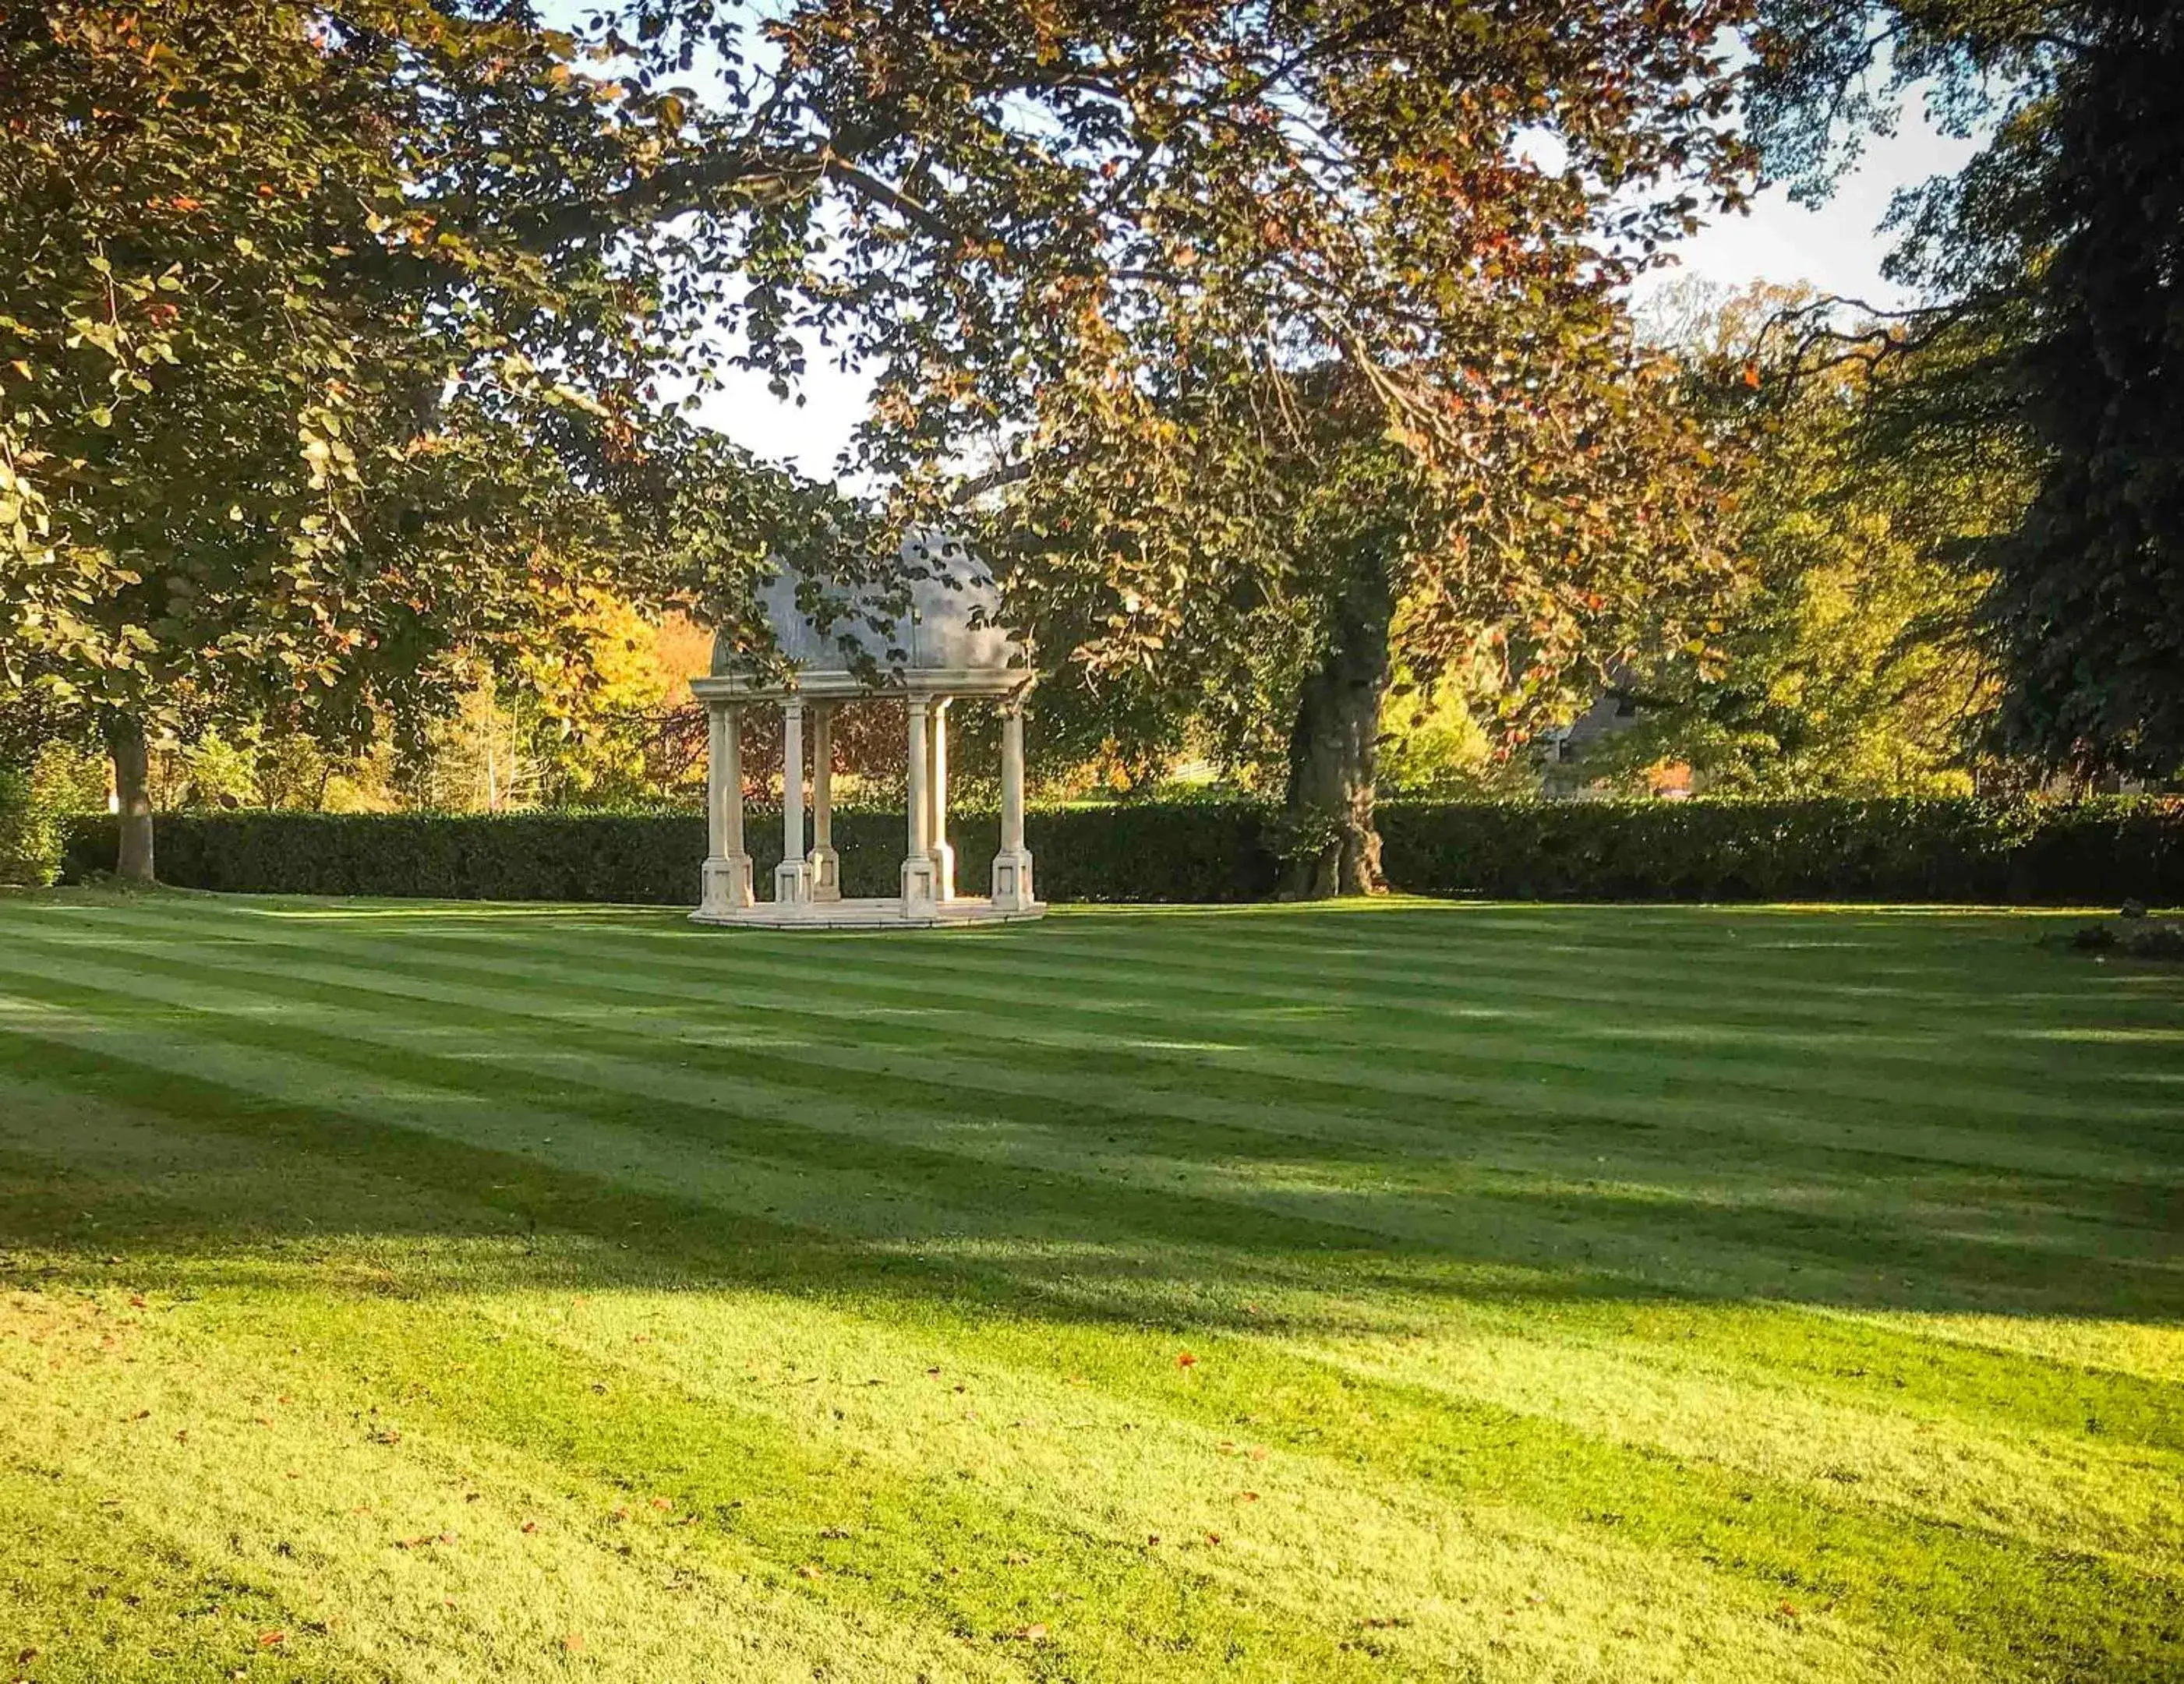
698, 853, 755, 917
990, 849, 1035, 912
690, 895, 1046, 930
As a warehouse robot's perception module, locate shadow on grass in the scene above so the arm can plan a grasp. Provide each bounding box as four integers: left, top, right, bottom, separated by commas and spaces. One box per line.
8, 895, 2184, 1680
0, 890, 2177, 1335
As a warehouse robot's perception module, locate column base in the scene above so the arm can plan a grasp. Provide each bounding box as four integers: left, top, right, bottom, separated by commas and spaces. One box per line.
809, 845, 841, 902
900, 853, 939, 917
698, 853, 755, 916
774, 859, 814, 906
928, 840, 956, 903
991, 849, 1035, 913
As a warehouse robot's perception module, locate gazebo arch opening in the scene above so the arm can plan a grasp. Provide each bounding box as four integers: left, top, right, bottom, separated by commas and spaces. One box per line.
689, 537, 1044, 929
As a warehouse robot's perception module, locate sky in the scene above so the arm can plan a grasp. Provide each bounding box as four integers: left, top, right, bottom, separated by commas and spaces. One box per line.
687, 100, 1983, 482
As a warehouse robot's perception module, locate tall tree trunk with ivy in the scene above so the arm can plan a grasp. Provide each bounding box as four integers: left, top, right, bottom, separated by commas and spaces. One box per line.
1281, 567, 1394, 899
106, 712, 154, 884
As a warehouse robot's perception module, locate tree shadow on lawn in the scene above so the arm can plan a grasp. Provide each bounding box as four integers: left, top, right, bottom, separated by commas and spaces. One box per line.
9, 895, 2184, 1683
1, 1007, 2176, 1339
0, 890, 2177, 1340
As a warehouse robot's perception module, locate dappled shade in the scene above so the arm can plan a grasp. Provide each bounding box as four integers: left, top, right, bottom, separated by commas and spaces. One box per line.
1, 897, 2179, 1679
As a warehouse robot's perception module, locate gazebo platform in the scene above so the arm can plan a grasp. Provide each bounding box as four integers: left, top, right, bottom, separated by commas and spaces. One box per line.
689, 894, 1046, 930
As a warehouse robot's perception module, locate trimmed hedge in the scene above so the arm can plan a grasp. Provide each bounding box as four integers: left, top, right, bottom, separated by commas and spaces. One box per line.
1377, 797, 2184, 905
59, 802, 1280, 906
58, 796, 2182, 906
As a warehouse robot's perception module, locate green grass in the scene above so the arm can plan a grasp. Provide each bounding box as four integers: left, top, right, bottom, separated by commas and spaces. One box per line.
0, 889, 2179, 1683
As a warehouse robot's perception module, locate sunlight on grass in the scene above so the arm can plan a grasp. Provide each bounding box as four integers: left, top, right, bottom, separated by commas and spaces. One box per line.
0, 891, 2178, 1682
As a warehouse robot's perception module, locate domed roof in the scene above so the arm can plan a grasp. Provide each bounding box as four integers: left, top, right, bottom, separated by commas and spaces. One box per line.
712, 532, 1021, 680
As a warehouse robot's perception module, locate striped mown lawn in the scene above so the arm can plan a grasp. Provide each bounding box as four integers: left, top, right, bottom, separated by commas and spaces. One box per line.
0, 890, 2179, 1682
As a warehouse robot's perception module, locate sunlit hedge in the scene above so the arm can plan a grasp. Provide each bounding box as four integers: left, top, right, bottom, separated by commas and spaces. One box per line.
60, 796, 2181, 906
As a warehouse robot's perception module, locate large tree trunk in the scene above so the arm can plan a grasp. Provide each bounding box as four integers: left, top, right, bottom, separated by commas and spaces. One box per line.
1281, 570, 1394, 899
106, 711, 154, 884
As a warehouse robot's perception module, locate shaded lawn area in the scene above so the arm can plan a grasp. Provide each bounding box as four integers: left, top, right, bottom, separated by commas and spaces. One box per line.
0, 891, 2179, 1683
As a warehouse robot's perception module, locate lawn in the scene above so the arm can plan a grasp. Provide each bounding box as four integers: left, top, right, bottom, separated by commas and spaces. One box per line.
0, 891, 2179, 1683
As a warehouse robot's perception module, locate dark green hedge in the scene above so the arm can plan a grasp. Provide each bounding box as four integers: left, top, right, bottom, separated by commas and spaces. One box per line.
59, 802, 1280, 906
1375, 797, 2183, 904
59, 796, 2180, 906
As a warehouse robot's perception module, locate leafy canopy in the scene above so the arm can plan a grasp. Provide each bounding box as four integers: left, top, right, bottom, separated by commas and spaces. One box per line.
0, 2, 828, 757
1747, 0, 2184, 778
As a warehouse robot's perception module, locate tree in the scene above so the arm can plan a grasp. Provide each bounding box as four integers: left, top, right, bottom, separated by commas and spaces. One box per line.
542, 0, 1745, 891
1746, 0, 2184, 778
1586, 282, 2012, 795
0, 3, 818, 877
8, 0, 1758, 891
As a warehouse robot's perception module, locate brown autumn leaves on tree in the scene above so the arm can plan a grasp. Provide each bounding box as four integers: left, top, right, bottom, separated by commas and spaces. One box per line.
5, 0, 1755, 891
1, 2, 832, 879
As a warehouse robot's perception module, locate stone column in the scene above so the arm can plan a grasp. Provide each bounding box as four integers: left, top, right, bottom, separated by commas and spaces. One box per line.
900, 697, 938, 915
698, 702, 753, 917
808, 704, 839, 902
774, 697, 813, 906
991, 696, 1035, 911
927, 697, 956, 902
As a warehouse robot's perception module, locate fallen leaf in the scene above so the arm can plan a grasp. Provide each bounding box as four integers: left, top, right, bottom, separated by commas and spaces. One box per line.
1016, 1622, 1049, 1642
797, 1563, 823, 1580
257, 1629, 285, 1648
1249, 1446, 1268, 1461
1175, 1351, 1197, 1369
560, 1633, 585, 1653
648, 1496, 673, 1511
1237, 1492, 1260, 1502
1205, 1532, 1222, 1546
129, 1294, 145, 1308
520, 1520, 538, 1534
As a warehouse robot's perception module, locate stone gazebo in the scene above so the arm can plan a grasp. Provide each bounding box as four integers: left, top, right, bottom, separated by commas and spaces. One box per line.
689, 537, 1042, 929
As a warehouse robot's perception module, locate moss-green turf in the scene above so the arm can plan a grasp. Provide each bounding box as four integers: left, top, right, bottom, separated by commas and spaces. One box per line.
0, 890, 2178, 1682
